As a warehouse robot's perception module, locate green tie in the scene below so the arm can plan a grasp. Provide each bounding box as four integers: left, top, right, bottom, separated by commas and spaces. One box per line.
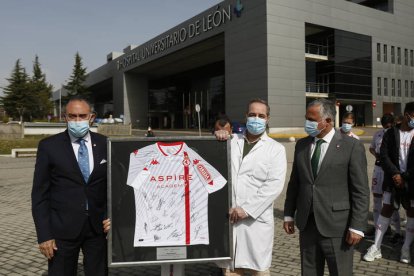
311, 139, 325, 178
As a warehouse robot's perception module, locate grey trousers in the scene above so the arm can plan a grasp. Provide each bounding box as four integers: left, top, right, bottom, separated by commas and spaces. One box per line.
299, 214, 353, 276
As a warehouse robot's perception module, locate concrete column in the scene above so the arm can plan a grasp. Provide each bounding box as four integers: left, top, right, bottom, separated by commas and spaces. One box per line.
124, 72, 148, 128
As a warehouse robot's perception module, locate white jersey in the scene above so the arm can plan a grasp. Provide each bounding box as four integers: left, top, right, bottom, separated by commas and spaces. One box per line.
126, 142, 227, 247
399, 129, 414, 173
370, 129, 387, 155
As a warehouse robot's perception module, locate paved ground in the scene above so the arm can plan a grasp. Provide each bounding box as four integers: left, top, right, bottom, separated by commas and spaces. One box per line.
0, 136, 413, 275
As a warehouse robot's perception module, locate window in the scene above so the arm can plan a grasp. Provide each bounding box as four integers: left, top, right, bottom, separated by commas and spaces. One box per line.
346, 0, 393, 13
384, 78, 388, 96
384, 45, 388, 62
377, 43, 381, 61
405, 49, 408, 65
392, 79, 395, 96
398, 79, 401, 97
411, 50, 414, 67
412, 81, 414, 97
397, 47, 401, 65
391, 46, 395, 64
405, 80, 409, 97
377, 77, 381, 95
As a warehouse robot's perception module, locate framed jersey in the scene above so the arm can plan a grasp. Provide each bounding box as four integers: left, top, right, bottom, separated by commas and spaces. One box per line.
108, 136, 232, 267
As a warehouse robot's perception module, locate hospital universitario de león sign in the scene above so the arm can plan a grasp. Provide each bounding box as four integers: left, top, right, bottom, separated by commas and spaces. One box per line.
117, 4, 238, 71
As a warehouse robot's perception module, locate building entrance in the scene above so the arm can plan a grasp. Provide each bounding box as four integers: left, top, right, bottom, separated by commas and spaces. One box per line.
148, 62, 225, 129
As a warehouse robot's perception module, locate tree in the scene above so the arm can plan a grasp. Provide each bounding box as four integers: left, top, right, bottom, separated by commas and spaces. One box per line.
29, 55, 54, 119
0, 59, 30, 120
63, 52, 89, 101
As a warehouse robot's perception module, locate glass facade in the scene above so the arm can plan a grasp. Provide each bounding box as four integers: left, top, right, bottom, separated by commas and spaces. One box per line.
330, 30, 372, 101
148, 61, 224, 129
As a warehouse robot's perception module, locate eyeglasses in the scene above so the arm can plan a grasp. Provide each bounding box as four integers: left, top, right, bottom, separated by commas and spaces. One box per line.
65, 113, 92, 120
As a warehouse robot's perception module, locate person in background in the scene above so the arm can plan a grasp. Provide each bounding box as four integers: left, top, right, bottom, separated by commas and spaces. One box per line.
214, 115, 233, 134
215, 99, 287, 276
145, 126, 155, 137
340, 112, 359, 140
284, 99, 369, 276
395, 114, 404, 128
366, 114, 402, 242
32, 97, 110, 276
363, 102, 414, 264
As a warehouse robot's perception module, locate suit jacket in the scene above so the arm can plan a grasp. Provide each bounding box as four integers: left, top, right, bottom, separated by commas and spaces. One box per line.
380, 126, 414, 197
32, 130, 108, 243
284, 130, 369, 237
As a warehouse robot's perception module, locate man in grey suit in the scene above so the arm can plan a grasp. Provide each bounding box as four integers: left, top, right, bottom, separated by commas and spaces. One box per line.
283, 99, 369, 276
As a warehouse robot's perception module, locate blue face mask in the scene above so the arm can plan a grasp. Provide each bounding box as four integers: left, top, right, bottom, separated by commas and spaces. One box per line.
246, 117, 267, 135
341, 123, 352, 133
68, 120, 90, 138
305, 120, 321, 137
409, 119, 414, 129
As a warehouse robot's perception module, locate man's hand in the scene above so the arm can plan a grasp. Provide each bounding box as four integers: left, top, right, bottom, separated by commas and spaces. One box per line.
38, 239, 57, 260
346, 230, 363, 245
283, 221, 295, 234
214, 130, 230, 141
392, 174, 405, 188
229, 207, 248, 224
103, 218, 111, 234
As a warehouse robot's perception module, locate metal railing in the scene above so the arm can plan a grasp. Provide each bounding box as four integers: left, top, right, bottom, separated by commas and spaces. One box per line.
305, 43, 328, 56
306, 82, 329, 93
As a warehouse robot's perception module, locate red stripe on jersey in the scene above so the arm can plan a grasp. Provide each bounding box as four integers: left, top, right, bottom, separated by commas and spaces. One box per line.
183, 151, 191, 245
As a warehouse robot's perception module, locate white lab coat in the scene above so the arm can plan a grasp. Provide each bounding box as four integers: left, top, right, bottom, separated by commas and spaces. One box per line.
224, 132, 287, 271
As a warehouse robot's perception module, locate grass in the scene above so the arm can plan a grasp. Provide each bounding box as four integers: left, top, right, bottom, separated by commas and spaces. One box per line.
0, 135, 48, 155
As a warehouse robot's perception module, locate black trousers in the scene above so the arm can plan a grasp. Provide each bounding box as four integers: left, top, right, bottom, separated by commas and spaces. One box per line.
48, 215, 107, 276
299, 214, 353, 276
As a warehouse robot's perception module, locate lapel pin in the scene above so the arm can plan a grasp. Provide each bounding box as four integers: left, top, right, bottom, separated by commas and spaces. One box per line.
336, 144, 340, 149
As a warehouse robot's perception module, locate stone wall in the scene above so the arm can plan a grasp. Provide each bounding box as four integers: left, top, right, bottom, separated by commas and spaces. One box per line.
97, 124, 131, 136
0, 124, 24, 139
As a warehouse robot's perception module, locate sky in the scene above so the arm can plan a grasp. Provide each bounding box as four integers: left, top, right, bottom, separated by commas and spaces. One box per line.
0, 0, 221, 95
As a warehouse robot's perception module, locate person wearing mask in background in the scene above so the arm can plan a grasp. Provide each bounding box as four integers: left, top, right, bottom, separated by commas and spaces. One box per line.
32, 97, 110, 276
340, 112, 359, 140
215, 98, 287, 276
366, 114, 402, 242
363, 102, 414, 264
284, 98, 369, 276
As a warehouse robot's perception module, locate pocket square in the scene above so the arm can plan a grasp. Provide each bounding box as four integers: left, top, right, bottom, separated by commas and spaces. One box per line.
100, 159, 107, 164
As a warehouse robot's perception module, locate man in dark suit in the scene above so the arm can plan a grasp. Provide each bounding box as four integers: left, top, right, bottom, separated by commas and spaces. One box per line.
32, 97, 109, 276
283, 99, 369, 276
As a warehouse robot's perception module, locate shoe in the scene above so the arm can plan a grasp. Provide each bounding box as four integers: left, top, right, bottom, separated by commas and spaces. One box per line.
390, 233, 404, 244
363, 245, 382, 262
400, 247, 411, 264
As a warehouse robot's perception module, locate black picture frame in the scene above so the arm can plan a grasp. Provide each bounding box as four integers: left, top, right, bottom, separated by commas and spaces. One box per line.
107, 136, 232, 267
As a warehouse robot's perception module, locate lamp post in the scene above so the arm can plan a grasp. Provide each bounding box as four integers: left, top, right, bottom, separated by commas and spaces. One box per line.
59, 86, 62, 122
16, 106, 25, 124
